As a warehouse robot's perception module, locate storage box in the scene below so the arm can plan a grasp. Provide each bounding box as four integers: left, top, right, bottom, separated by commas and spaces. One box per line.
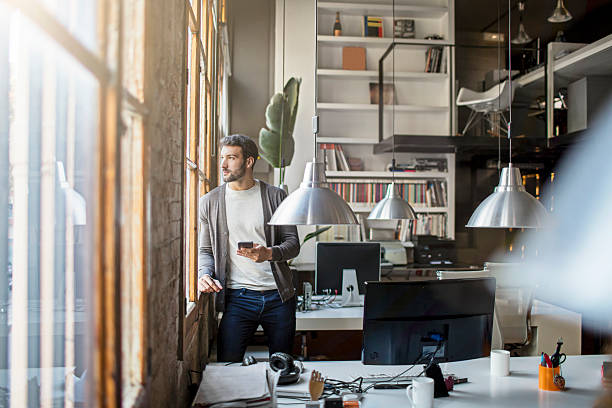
342, 47, 366, 70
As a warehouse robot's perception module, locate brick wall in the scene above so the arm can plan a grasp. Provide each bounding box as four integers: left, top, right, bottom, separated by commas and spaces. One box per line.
140, 1, 214, 406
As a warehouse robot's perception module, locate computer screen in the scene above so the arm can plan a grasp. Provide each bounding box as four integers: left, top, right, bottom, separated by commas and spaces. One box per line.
315, 242, 381, 295
362, 278, 496, 365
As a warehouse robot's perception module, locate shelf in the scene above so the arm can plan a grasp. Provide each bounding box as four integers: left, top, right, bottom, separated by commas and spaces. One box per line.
317, 35, 452, 47
318, 103, 448, 112
374, 134, 456, 154
326, 170, 448, 179
348, 202, 449, 213
516, 34, 612, 90
317, 69, 447, 80
317, 137, 378, 144
317, 2, 448, 19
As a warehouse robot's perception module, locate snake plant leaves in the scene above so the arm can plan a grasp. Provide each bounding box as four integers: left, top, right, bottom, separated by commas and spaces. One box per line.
259, 77, 301, 168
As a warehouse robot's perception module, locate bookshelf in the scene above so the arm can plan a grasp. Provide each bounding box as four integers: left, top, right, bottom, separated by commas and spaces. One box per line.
314, 0, 456, 240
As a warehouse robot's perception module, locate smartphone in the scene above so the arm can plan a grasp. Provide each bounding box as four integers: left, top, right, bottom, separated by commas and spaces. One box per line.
237, 241, 253, 249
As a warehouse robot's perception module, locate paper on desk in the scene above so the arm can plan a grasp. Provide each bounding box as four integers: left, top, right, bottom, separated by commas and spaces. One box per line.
193, 364, 274, 407
275, 369, 311, 398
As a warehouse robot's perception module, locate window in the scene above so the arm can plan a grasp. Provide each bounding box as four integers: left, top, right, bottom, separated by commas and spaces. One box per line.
1, 0, 147, 405
182, 0, 228, 313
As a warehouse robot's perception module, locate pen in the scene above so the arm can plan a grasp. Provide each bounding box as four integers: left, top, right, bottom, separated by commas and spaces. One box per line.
541, 353, 546, 367
544, 353, 553, 368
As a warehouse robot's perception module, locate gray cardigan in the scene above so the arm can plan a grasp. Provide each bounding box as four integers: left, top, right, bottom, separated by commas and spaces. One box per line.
198, 181, 300, 310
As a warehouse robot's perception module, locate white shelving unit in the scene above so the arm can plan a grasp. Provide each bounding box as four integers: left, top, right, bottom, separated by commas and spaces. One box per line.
315, 0, 456, 239
324, 152, 455, 240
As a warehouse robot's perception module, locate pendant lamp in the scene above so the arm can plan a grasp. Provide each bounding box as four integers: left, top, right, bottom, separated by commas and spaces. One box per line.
269, 1, 358, 226
467, 0, 547, 229
512, 2, 532, 45
547, 0, 572, 23
367, 0, 416, 221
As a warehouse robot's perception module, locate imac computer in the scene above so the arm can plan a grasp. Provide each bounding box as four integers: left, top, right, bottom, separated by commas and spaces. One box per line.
315, 242, 381, 300
362, 278, 496, 365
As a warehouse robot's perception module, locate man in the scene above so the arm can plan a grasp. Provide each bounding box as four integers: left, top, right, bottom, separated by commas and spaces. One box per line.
198, 134, 300, 362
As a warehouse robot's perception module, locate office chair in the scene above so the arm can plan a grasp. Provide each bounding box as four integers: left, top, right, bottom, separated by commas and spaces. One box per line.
484, 262, 535, 354
456, 80, 516, 137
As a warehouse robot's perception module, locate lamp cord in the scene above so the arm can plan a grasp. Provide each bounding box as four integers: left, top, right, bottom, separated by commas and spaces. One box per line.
392, 0, 395, 185
279, 0, 286, 183
497, 0, 501, 176
313, 0, 318, 160
508, 0, 512, 166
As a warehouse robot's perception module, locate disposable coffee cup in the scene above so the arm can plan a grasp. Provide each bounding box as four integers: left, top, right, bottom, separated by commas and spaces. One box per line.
490, 349, 510, 376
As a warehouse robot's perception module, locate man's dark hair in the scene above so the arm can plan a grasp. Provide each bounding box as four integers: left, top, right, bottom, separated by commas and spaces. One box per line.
220, 134, 258, 164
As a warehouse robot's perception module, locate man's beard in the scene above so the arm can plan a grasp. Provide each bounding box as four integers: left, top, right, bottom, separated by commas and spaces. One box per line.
222, 161, 247, 182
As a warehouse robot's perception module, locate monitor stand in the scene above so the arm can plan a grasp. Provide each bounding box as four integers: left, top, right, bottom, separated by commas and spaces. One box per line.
340, 269, 361, 307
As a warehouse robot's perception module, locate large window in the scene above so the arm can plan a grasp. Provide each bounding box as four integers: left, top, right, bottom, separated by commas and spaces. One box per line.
0, 0, 146, 406
183, 0, 229, 313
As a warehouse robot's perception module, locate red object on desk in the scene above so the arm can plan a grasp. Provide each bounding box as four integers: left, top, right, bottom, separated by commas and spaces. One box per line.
544, 353, 553, 368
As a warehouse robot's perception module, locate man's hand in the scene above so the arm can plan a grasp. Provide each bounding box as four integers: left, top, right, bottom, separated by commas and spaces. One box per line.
237, 244, 273, 263
198, 275, 222, 293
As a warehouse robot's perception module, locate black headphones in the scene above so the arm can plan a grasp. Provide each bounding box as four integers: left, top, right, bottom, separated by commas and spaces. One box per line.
242, 352, 302, 385
270, 352, 303, 385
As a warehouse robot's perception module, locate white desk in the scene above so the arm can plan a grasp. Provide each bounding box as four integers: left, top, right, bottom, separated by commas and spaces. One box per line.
296, 300, 582, 355
277, 355, 609, 407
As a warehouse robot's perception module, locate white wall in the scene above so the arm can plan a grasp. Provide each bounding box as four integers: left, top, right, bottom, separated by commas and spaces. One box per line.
275, 0, 317, 263
228, 0, 275, 182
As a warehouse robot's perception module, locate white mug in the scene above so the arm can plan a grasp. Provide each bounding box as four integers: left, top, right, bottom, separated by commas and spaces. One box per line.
490, 349, 510, 376
405, 377, 434, 408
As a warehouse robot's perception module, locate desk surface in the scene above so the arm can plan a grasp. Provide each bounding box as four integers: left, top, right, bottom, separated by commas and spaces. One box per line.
296, 299, 578, 331
277, 355, 609, 407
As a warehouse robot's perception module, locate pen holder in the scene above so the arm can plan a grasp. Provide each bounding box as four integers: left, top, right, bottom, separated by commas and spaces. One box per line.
538, 365, 561, 391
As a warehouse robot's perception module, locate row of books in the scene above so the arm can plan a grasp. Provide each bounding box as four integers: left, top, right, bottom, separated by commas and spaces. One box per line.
399, 213, 448, 240
425, 47, 446, 73
318, 213, 448, 242
320, 143, 350, 171
329, 181, 447, 207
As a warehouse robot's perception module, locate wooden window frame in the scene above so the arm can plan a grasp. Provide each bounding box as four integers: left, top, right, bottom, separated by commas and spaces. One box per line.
4, 0, 149, 405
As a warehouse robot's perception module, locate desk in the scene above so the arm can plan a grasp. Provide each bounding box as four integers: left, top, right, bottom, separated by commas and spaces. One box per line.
277, 355, 609, 407
296, 300, 582, 355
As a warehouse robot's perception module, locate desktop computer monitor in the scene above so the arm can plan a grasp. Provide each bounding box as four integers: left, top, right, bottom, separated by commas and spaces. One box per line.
315, 242, 381, 295
362, 278, 496, 365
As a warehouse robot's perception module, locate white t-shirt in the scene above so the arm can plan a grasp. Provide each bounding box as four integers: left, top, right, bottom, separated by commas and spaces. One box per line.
225, 180, 277, 290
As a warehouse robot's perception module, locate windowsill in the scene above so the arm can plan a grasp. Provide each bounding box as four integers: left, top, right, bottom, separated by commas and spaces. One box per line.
186, 300, 197, 316
185, 300, 198, 334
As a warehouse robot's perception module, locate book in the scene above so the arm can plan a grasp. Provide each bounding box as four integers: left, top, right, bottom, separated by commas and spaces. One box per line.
363, 16, 383, 37
335, 145, 351, 171
425, 47, 443, 73
342, 47, 366, 70
369, 83, 395, 105
320, 143, 338, 171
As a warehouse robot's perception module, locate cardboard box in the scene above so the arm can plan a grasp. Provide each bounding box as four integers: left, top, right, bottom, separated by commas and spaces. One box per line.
342, 47, 366, 70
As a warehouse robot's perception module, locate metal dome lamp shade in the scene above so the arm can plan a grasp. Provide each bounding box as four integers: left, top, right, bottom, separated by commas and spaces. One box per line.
368, 0, 416, 221
467, 0, 547, 229
269, 0, 358, 226
512, 2, 532, 45
547, 0, 572, 23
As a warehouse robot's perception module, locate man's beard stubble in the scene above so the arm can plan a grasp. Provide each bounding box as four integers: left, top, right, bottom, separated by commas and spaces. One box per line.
222, 160, 247, 183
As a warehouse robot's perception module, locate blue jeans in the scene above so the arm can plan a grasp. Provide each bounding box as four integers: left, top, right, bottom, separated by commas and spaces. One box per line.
217, 288, 296, 362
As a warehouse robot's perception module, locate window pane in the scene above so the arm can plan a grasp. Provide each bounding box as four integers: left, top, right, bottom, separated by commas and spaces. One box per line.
2, 8, 98, 406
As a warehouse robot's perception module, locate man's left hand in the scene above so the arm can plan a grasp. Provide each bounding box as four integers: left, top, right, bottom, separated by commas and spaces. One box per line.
237, 244, 273, 263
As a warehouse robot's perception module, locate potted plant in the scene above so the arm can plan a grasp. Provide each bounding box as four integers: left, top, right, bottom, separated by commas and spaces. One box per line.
259, 77, 301, 190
